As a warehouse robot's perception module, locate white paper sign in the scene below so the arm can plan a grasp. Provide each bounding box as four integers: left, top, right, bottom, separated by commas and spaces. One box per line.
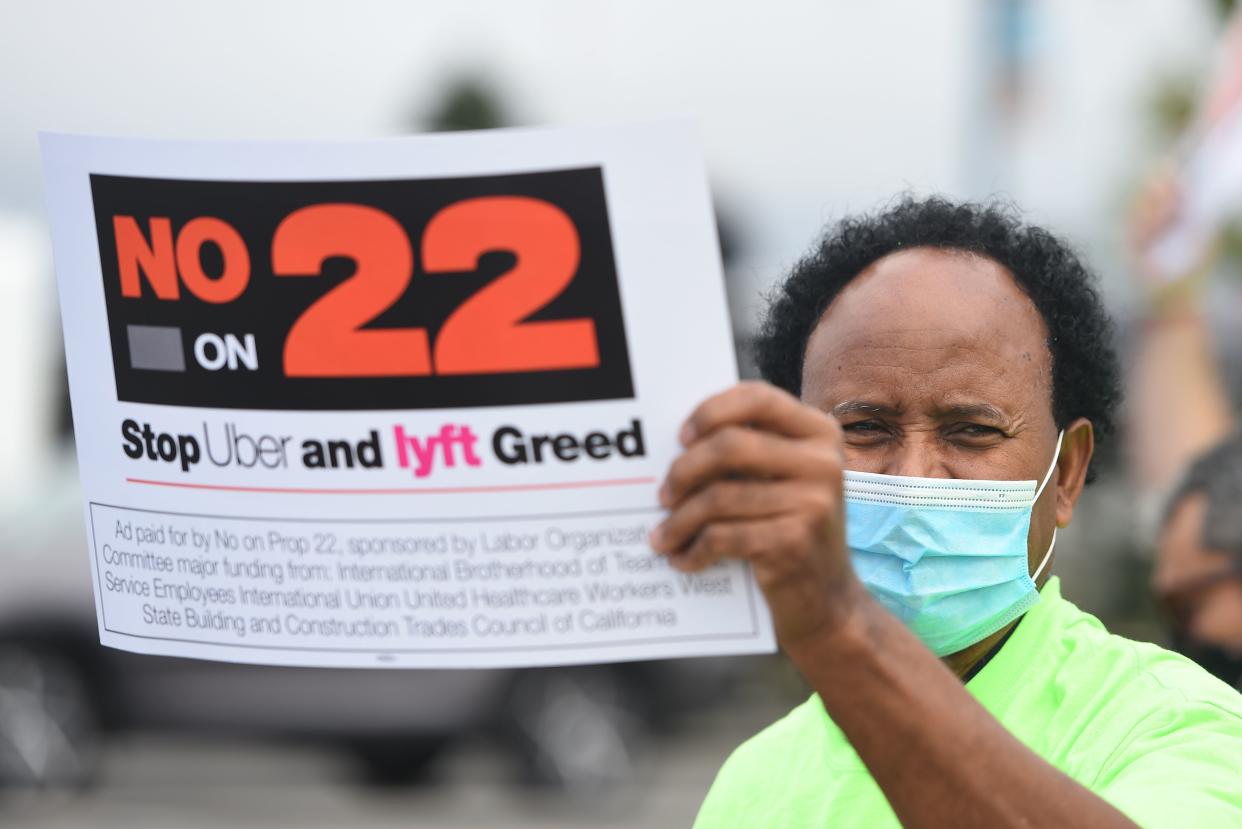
1147, 102, 1242, 279
40, 122, 775, 669
1148, 11, 1242, 279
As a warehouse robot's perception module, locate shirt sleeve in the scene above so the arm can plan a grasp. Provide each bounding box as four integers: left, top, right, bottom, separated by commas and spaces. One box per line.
1092, 702, 1242, 828
693, 740, 765, 829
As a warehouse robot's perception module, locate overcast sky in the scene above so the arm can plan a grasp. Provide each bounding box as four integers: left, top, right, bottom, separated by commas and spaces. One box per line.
0, 0, 1215, 286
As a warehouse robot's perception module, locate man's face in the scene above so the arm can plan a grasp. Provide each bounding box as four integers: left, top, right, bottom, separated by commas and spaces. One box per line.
1156, 493, 1242, 654
799, 247, 1065, 574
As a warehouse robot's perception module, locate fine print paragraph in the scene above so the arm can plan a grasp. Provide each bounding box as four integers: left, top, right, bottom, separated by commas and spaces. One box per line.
88, 504, 761, 664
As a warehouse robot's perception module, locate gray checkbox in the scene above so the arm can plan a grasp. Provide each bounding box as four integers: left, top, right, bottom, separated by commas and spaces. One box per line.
127, 325, 186, 372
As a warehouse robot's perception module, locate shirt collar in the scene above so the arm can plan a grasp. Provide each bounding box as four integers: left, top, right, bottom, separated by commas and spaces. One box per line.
966, 576, 1064, 703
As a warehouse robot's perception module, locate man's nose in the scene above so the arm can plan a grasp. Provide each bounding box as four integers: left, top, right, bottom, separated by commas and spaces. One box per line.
885, 444, 949, 479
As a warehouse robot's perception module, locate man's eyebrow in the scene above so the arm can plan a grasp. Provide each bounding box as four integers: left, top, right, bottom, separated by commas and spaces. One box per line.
831, 401, 900, 418
937, 403, 1009, 423
829, 401, 1012, 423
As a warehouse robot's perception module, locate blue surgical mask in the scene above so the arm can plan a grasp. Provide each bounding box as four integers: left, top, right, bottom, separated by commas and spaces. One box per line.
843, 433, 1063, 657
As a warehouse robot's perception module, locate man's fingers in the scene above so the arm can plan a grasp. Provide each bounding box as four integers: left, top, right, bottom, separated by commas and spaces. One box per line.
660, 425, 839, 506
652, 479, 811, 553
681, 381, 840, 444
669, 514, 811, 573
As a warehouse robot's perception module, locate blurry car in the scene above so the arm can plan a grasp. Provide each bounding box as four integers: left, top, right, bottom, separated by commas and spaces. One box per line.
0, 454, 745, 795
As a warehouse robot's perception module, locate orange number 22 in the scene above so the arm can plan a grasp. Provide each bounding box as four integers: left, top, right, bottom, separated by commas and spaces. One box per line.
273, 197, 598, 378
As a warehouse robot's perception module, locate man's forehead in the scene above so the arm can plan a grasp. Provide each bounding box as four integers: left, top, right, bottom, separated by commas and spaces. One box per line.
819, 248, 1042, 333
802, 336, 1049, 416
801, 249, 1051, 378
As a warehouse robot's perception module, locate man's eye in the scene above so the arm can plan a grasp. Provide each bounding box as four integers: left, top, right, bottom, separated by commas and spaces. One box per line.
843, 421, 886, 435
954, 424, 1002, 438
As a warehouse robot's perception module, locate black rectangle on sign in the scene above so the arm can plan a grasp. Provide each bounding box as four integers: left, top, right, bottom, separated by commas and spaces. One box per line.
90, 168, 634, 410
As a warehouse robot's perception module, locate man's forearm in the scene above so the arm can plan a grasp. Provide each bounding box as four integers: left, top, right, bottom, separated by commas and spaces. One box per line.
787, 597, 1139, 829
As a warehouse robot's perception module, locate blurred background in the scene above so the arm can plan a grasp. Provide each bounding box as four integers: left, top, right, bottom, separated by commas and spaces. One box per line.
4, 0, 1242, 826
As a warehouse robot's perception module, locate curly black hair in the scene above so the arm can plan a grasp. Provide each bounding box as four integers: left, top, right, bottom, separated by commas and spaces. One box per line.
755, 196, 1122, 483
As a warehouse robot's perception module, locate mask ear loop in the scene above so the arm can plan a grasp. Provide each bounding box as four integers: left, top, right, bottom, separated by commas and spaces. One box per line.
1034, 430, 1065, 502
1032, 529, 1056, 581
1030, 430, 1065, 582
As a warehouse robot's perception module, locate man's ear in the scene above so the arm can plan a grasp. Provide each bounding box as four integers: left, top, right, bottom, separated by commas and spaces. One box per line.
1055, 417, 1095, 528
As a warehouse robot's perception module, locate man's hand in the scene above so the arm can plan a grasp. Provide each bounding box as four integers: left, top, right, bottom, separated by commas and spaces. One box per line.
649, 381, 866, 650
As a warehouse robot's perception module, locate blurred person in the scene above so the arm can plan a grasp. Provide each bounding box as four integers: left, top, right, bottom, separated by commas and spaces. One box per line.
1158, 432, 1242, 688
1129, 165, 1242, 688
649, 198, 1242, 828
1127, 165, 1234, 498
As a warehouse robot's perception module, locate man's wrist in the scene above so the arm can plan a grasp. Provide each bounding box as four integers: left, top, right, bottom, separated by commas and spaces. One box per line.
1142, 269, 1209, 319
782, 580, 879, 684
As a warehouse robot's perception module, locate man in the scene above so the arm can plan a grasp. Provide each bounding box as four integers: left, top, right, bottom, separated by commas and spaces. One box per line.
650, 198, 1242, 827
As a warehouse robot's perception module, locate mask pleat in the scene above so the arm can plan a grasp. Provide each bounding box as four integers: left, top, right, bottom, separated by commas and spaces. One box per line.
840, 432, 1061, 657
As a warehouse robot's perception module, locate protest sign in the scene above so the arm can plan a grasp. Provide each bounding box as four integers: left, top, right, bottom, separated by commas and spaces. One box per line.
40, 121, 775, 668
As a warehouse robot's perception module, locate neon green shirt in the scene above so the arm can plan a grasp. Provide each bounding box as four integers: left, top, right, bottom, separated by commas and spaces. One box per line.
695, 578, 1242, 828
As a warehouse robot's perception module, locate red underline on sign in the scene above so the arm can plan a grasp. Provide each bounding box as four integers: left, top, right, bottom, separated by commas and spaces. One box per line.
124, 476, 659, 495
